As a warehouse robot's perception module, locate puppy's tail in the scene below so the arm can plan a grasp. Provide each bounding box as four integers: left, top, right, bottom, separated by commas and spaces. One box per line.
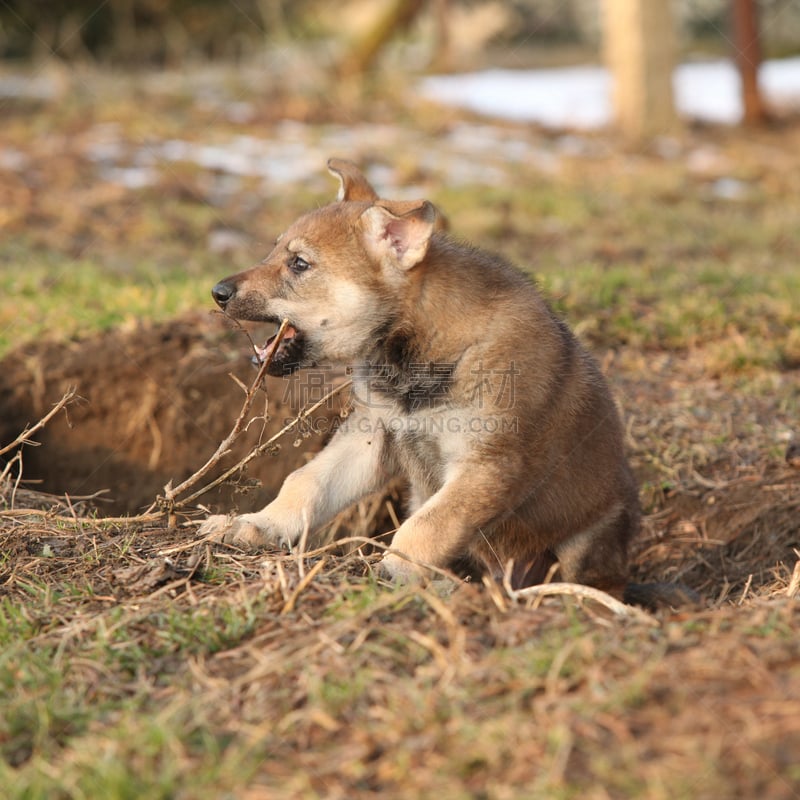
623, 581, 702, 612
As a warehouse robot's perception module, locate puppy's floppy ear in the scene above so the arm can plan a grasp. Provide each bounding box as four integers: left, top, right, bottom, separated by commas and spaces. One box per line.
327, 158, 379, 202
361, 200, 437, 271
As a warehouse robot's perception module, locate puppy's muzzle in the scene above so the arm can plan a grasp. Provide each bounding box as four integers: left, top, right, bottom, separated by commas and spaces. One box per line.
211, 280, 236, 309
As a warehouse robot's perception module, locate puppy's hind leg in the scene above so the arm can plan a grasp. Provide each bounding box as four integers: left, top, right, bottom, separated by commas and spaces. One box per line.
553, 504, 636, 599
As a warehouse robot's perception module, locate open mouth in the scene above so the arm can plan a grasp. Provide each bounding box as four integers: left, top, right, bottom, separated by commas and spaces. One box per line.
252, 322, 306, 376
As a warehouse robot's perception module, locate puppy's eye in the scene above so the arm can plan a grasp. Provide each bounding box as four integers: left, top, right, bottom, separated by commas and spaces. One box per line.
289, 254, 311, 274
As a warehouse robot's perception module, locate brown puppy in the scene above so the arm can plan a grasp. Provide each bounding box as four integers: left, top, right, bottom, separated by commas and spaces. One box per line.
201, 159, 672, 604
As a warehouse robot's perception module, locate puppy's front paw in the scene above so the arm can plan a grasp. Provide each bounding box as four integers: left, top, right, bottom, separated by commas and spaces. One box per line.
198, 514, 279, 550
380, 552, 425, 583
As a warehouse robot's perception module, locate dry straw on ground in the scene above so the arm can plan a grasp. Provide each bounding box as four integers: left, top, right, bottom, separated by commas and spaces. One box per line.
2, 101, 799, 794
2, 331, 799, 797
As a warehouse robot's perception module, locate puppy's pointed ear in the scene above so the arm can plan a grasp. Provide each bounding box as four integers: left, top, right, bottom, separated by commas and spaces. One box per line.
361, 200, 437, 271
327, 158, 379, 202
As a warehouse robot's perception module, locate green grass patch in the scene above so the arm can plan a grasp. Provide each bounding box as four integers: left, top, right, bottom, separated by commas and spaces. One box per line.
0, 250, 213, 356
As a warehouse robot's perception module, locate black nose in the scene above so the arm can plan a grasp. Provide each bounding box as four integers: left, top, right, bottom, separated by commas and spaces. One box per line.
211, 280, 236, 308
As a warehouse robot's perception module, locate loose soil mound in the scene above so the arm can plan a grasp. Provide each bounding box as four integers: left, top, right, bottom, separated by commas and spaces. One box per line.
0, 313, 344, 515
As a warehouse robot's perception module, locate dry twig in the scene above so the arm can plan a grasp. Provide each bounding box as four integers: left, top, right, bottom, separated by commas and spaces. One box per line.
507, 582, 658, 625
159, 319, 291, 522
158, 317, 352, 523
0, 388, 76, 458
0, 508, 163, 524
173, 378, 352, 512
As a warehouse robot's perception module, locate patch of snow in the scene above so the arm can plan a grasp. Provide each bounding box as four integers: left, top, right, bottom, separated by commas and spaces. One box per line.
208, 228, 251, 254
419, 57, 800, 129
0, 74, 61, 100
421, 66, 610, 130
158, 137, 323, 185
91, 119, 568, 192
674, 61, 742, 125
0, 147, 29, 171
225, 102, 255, 124
99, 166, 159, 189
710, 177, 750, 200
762, 57, 800, 105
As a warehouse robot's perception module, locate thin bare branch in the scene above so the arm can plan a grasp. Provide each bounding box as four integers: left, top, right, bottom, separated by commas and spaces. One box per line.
0, 388, 77, 457
172, 379, 352, 510
0, 508, 163, 524
161, 318, 291, 510
508, 582, 658, 625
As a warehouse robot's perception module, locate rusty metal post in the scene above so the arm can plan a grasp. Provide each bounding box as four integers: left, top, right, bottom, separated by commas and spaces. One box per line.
732, 0, 767, 124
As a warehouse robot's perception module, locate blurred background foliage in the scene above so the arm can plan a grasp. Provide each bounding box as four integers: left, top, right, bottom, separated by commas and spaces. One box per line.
0, 0, 316, 64
2, 0, 799, 67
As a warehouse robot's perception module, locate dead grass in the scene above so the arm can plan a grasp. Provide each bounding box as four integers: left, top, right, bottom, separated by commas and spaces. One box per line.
1, 482, 799, 798
2, 334, 798, 797
1, 64, 799, 798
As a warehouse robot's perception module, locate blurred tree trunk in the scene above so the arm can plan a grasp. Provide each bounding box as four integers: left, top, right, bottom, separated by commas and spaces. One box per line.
337, 0, 427, 77
604, 0, 677, 141
731, 0, 767, 124
428, 0, 452, 72
257, 0, 289, 41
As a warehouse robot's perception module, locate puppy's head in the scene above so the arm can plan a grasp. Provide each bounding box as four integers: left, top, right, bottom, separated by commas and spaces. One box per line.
211, 159, 440, 375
